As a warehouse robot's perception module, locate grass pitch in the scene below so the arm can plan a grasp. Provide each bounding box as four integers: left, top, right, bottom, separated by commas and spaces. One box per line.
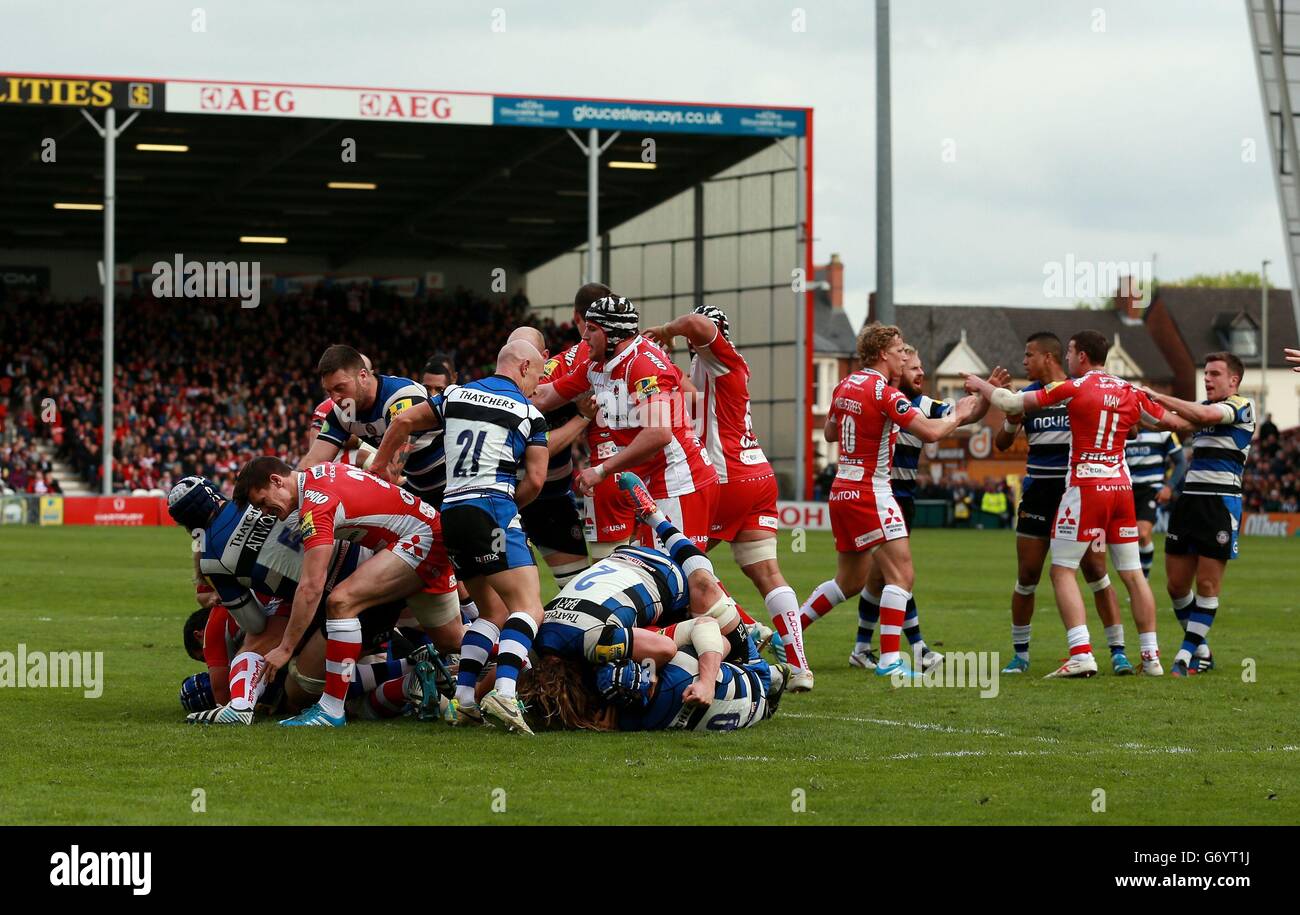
0, 526, 1295, 825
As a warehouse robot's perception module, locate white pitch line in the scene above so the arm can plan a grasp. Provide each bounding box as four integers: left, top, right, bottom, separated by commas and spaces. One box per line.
780, 712, 1284, 757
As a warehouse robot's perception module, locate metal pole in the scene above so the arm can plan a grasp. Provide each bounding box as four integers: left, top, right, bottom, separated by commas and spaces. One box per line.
794, 137, 807, 500
101, 107, 116, 495
1261, 259, 1270, 417
1261, 0, 1300, 344
875, 0, 894, 325
588, 127, 599, 283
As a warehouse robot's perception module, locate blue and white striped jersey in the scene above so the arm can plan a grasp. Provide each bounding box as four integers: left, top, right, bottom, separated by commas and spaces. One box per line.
535, 546, 690, 662
1021, 380, 1070, 480
1125, 429, 1181, 487
616, 648, 771, 732
316, 374, 446, 501
891, 394, 949, 498
439, 375, 548, 504
199, 501, 305, 621
1181, 395, 1255, 498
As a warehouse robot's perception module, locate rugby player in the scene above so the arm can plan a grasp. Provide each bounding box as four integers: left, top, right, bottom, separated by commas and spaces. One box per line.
642, 304, 812, 683
506, 326, 592, 588
967, 330, 1175, 678
1125, 422, 1186, 578
299, 345, 447, 507
848, 346, 1000, 673
533, 295, 719, 551
1143, 352, 1255, 677
798, 324, 981, 684
234, 458, 463, 726
992, 332, 1130, 675
519, 619, 781, 733
302, 351, 381, 470
534, 471, 750, 673
436, 339, 550, 734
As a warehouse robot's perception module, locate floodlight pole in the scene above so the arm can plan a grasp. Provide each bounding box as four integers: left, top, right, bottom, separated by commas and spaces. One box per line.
794, 137, 807, 501
81, 106, 138, 494
568, 128, 620, 283
875, 0, 894, 325
1261, 259, 1270, 417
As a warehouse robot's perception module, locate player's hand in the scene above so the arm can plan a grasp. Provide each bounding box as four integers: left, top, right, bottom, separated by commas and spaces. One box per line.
643, 325, 673, 351
196, 586, 219, 610
261, 644, 292, 686
1286, 347, 1300, 372
987, 366, 1012, 389
954, 394, 981, 423
1157, 485, 1173, 505
576, 392, 597, 420
964, 373, 991, 397
574, 466, 603, 496
682, 681, 713, 708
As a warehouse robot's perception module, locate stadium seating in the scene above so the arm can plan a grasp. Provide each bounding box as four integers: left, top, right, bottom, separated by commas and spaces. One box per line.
1, 286, 576, 496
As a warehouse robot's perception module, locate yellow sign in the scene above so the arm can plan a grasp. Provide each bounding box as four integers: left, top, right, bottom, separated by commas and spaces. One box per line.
39, 496, 64, 526
0, 77, 113, 107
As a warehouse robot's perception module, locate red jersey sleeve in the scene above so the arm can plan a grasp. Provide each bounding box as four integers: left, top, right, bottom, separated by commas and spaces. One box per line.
550, 351, 592, 400
1135, 388, 1166, 424
297, 488, 337, 551
627, 350, 676, 402
878, 382, 920, 428
1032, 378, 1077, 408
697, 329, 747, 375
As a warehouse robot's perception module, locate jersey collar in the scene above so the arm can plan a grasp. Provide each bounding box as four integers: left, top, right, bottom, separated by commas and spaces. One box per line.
600, 334, 644, 374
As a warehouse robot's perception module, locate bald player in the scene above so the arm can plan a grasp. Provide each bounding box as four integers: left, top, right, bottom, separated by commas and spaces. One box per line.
505, 326, 593, 587
433, 338, 550, 733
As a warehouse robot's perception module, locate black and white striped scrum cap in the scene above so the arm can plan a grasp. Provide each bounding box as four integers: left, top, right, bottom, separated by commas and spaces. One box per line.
584, 295, 640, 341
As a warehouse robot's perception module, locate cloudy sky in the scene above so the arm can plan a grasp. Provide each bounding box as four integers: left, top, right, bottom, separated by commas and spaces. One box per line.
5, 0, 1286, 328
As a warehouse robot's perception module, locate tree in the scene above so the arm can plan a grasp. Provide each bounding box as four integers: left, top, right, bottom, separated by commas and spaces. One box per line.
1166, 270, 1263, 289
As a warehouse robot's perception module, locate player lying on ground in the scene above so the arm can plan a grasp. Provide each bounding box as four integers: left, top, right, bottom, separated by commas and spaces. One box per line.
518, 615, 785, 732
1142, 352, 1255, 678
235, 458, 465, 727
798, 324, 981, 685
532, 471, 758, 679
967, 330, 1182, 678
642, 304, 812, 687
993, 331, 1131, 675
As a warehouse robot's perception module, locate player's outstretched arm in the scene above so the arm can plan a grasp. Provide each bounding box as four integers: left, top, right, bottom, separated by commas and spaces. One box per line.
644, 313, 716, 353
262, 544, 331, 682
907, 394, 981, 443
674, 617, 724, 707
1285, 347, 1300, 373
575, 397, 672, 495
369, 401, 438, 483
1143, 389, 1230, 428
297, 437, 344, 472
966, 366, 1011, 426
515, 444, 549, 508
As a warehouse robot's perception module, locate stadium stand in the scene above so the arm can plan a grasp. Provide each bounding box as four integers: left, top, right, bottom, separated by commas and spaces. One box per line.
0, 286, 576, 496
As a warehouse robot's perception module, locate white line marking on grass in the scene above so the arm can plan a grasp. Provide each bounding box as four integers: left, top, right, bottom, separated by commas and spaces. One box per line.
783, 712, 1006, 737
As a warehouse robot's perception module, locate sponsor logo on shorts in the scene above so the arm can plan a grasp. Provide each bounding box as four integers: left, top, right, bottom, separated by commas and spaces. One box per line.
475, 552, 499, 564
1055, 518, 1078, 538
758, 515, 778, 529
1118, 526, 1138, 538
829, 488, 861, 500
854, 529, 884, 548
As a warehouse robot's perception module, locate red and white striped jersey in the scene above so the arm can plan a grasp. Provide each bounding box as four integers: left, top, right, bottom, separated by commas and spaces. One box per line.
311, 398, 334, 434
689, 330, 772, 484
827, 368, 918, 494
296, 462, 442, 556
557, 335, 716, 498
1030, 371, 1165, 488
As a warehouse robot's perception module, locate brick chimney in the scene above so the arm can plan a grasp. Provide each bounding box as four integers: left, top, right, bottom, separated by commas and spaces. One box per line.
826, 252, 844, 309
1113, 273, 1147, 322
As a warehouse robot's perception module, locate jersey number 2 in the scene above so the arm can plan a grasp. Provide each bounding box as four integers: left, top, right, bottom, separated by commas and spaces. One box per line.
453, 430, 487, 478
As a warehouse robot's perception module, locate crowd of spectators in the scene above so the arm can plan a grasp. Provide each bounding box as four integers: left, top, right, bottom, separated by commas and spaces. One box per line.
1243, 414, 1299, 513
1, 285, 575, 497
